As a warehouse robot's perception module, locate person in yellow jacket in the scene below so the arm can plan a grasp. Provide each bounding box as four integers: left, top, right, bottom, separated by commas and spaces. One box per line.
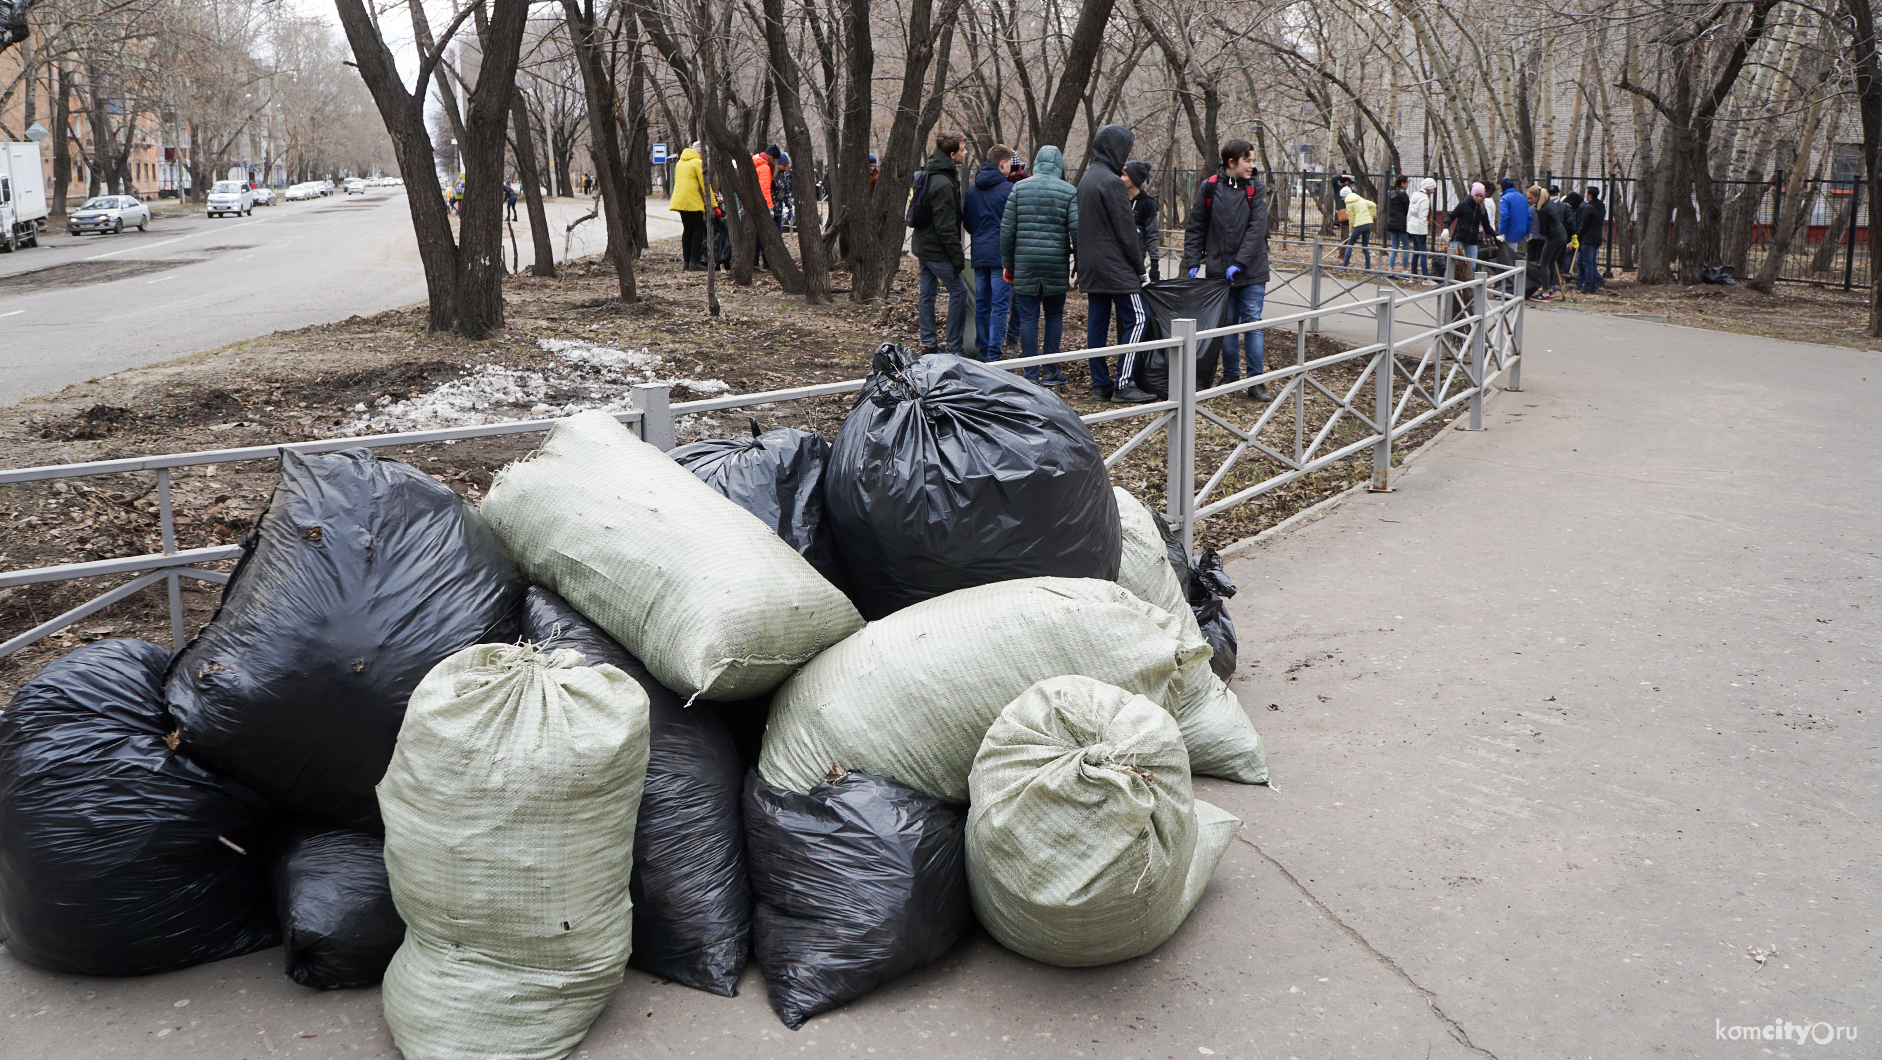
672, 144, 710, 271
1338, 185, 1377, 269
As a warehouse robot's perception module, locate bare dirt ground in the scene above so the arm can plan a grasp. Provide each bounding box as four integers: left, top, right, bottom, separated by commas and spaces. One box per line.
2, 233, 1480, 697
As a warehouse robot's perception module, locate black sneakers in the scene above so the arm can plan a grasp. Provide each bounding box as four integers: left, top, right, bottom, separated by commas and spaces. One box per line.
1111, 384, 1157, 404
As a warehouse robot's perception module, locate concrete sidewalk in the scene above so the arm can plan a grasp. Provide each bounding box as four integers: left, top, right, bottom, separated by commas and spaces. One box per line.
2, 310, 1877, 1059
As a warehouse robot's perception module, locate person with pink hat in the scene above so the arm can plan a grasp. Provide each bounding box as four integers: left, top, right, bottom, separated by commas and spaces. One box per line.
1446, 181, 1495, 279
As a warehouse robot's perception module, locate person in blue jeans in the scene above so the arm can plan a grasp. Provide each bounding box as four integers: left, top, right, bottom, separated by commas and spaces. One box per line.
1001, 145, 1077, 386
964, 144, 1018, 361
1180, 137, 1272, 398
1575, 185, 1606, 292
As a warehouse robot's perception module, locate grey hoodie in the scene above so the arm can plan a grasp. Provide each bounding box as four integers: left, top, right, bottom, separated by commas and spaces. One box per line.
1076, 125, 1142, 295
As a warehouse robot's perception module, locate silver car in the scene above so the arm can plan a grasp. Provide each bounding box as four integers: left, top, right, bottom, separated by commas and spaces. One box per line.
206, 180, 255, 218
66, 195, 150, 236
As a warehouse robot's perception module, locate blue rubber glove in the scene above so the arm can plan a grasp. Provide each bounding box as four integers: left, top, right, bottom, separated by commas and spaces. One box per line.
1226, 265, 1242, 282
1188, 267, 1200, 279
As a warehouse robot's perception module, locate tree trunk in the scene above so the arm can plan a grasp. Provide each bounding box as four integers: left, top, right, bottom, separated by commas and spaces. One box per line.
1036, 0, 1116, 148
1749, 104, 1825, 293
332, 0, 473, 333
50, 61, 70, 215
761, 0, 832, 304
561, 0, 636, 302
1635, 142, 1675, 284
511, 90, 557, 278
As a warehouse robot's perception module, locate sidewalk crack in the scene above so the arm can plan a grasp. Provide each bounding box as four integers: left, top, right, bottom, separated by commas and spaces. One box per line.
1236, 835, 1501, 1059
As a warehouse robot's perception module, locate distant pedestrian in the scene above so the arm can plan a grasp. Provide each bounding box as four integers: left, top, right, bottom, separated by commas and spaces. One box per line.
1385, 175, 1411, 279
868, 153, 880, 193
582, 174, 592, 195
1078, 123, 1154, 404
1407, 177, 1435, 280
911, 132, 972, 357
1123, 160, 1160, 283
1497, 177, 1531, 292
504, 181, 518, 221
1576, 186, 1606, 292
672, 143, 709, 270
1447, 182, 1494, 277
1181, 138, 1271, 396
965, 143, 1018, 361
1536, 186, 1570, 300
1339, 186, 1377, 269
1001, 145, 1076, 387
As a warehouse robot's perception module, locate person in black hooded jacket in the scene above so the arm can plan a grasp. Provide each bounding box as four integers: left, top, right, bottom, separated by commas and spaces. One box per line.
1181, 138, 1271, 396
1078, 124, 1154, 403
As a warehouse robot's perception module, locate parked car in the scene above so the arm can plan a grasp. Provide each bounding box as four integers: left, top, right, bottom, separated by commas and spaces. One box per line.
251, 184, 276, 206
66, 194, 150, 236
318, 180, 335, 196
206, 180, 255, 217
284, 182, 320, 201
344, 178, 366, 194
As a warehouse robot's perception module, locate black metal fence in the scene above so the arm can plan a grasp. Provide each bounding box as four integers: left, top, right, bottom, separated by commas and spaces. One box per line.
1156, 168, 1870, 290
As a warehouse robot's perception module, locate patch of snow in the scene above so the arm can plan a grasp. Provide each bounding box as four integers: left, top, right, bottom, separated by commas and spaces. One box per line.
335, 339, 731, 436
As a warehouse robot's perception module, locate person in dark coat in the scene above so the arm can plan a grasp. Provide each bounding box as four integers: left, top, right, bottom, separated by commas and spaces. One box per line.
1123, 160, 1160, 283
1181, 138, 1272, 397
504, 182, 519, 222
1001, 145, 1076, 387
1384, 175, 1411, 279
964, 144, 1018, 361
1448, 182, 1494, 279
911, 133, 972, 357
1576, 186, 1606, 292
1535, 188, 1571, 299
1078, 124, 1153, 403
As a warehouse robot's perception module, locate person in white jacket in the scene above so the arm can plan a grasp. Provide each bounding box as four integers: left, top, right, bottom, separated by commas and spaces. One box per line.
1407, 178, 1436, 282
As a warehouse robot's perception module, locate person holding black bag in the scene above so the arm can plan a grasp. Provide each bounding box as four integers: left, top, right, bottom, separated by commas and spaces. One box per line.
1181, 138, 1271, 398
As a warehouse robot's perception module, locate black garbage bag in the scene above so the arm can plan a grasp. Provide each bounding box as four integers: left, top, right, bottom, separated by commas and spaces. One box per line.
1147, 505, 1239, 680
669, 421, 849, 593
519, 586, 750, 996
0, 639, 280, 976
166, 448, 524, 832
1188, 549, 1240, 680
827, 344, 1120, 619
1137, 276, 1235, 396
745, 770, 970, 1029
273, 825, 403, 990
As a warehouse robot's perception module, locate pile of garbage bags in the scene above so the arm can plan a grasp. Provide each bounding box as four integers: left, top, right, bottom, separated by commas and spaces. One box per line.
0, 349, 1270, 1057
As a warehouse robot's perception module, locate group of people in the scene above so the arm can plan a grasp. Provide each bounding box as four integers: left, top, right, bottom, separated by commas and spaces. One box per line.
1333, 173, 1608, 295
667, 141, 800, 272
910, 125, 1275, 404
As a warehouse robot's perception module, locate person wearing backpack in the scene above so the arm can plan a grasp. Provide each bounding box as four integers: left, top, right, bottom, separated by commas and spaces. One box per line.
1001, 145, 1077, 387
965, 144, 1018, 361
910, 132, 973, 357
1182, 138, 1272, 397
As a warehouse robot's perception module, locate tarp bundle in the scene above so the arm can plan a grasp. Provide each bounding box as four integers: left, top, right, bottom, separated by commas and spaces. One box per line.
166, 448, 525, 831
482, 409, 863, 700
518, 586, 750, 996
826, 345, 1121, 619
273, 825, 404, 990
1144, 504, 1239, 680
744, 770, 970, 1029
760, 577, 1201, 804
965, 676, 1242, 966
378, 643, 650, 1060
0, 639, 279, 976
1113, 490, 1266, 783
669, 422, 849, 593
1137, 276, 1235, 398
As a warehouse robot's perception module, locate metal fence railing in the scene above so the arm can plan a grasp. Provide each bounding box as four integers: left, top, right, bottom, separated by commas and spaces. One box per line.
1, 249, 1525, 658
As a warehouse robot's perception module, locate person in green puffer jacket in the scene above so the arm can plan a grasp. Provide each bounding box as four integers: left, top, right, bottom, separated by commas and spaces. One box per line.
999, 145, 1078, 386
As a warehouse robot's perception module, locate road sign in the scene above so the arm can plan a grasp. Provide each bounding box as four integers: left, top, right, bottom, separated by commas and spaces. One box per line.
653, 143, 668, 164
25, 122, 49, 143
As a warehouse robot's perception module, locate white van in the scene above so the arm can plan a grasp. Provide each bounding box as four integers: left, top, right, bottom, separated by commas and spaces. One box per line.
207, 179, 255, 218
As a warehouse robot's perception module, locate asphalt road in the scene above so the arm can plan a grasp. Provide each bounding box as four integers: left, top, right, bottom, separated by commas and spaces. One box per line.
0, 191, 679, 406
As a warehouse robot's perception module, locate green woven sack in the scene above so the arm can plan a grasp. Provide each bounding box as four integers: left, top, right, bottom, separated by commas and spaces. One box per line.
378, 643, 651, 1060
965, 675, 1241, 967
1113, 489, 1267, 783
480, 410, 863, 701
758, 577, 1203, 804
